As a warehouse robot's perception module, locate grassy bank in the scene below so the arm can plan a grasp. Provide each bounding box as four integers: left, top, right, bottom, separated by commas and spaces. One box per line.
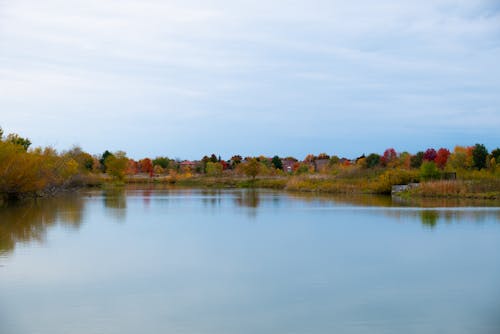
403, 179, 500, 200
113, 170, 499, 200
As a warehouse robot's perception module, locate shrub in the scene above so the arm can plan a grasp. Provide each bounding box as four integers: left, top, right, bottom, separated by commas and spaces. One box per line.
420, 161, 440, 181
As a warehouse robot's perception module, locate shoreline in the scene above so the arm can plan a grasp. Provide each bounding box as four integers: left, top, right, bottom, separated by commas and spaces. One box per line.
2, 174, 499, 204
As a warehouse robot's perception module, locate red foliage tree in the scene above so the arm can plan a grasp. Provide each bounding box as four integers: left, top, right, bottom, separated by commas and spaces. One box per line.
423, 148, 437, 161
139, 158, 154, 177
125, 159, 138, 175
435, 148, 450, 169
381, 148, 397, 166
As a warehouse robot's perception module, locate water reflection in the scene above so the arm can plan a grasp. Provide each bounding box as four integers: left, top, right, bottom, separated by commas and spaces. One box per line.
1, 189, 499, 256
384, 208, 500, 229
103, 188, 127, 220
200, 189, 223, 207
284, 192, 500, 227
234, 189, 260, 208
0, 195, 85, 255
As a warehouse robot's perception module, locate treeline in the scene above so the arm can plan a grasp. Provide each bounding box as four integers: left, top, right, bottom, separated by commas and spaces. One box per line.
1, 126, 499, 199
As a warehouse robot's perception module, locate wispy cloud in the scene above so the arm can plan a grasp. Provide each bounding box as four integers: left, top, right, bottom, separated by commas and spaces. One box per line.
0, 0, 499, 158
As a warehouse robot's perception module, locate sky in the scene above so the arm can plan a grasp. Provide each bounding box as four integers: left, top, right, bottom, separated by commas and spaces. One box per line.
0, 0, 499, 160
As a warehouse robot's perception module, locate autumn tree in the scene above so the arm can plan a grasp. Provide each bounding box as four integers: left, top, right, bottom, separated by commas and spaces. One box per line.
139, 158, 154, 177
472, 143, 488, 170
304, 154, 316, 163
206, 162, 223, 176
398, 152, 411, 169
230, 155, 242, 168
105, 151, 128, 181
242, 158, 260, 180
125, 159, 138, 175
317, 153, 330, 160
153, 164, 164, 175
448, 146, 473, 170
380, 148, 397, 167
434, 148, 450, 169
64, 146, 94, 172
423, 148, 437, 162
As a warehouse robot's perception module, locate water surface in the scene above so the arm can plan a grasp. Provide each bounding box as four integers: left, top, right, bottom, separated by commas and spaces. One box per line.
1, 188, 499, 334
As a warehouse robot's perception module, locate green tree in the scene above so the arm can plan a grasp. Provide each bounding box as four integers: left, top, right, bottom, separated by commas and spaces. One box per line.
365, 153, 381, 168
100, 150, 113, 172
153, 157, 170, 169
472, 143, 488, 170
491, 148, 500, 161
410, 151, 424, 169
271, 155, 282, 170
6, 133, 31, 151
105, 151, 128, 181
420, 161, 440, 181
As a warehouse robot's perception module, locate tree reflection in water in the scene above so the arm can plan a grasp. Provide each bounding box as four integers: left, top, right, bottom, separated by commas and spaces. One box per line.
1, 189, 498, 255
103, 187, 127, 220
0, 195, 85, 255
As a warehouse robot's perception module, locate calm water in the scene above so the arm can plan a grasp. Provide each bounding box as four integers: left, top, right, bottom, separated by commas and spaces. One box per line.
1, 188, 500, 334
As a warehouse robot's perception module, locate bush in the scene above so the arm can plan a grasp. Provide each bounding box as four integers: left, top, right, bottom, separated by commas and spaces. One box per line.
420, 161, 440, 181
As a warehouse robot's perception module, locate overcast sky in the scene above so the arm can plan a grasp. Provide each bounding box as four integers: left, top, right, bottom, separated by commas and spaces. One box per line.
1, 0, 499, 159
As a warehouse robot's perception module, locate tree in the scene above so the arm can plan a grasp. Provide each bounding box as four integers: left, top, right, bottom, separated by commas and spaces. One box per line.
64, 146, 94, 172
271, 156, 282, 170
153, 165, 164, 175
448, 146, 473, 170
398, 152, 411, 169
0, 127, 3, 140
423, 148, 437, 162
242, 158, 260, 180
381, 148, 397, 167
304, 154, 316, 163
317, 153, 330, 160
365, 153, 380, 168
329, 155, 340, 165
434, 148, 450, 169
472, 143, 488, 170
230, 155, 242, 168
205, 162, 223, 176
105, 151, 128, 181
100, 150, 113, 172
210, 154, 218, 163
410, 151, 424, 169
420, 161, 440, 180
153, 157, 170, 169
126, 159, 138, 175
6, 133, 31, 151
139, 158, 154, 177
491, 148, 500, 161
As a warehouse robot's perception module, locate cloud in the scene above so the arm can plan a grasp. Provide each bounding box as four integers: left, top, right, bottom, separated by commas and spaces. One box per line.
0, 0, 499, 158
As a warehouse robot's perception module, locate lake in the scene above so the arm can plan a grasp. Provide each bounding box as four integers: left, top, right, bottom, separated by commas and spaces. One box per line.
1, 187, 500, 334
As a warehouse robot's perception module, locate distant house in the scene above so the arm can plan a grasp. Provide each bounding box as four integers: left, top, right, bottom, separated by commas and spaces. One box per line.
281, 158, 297, 173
